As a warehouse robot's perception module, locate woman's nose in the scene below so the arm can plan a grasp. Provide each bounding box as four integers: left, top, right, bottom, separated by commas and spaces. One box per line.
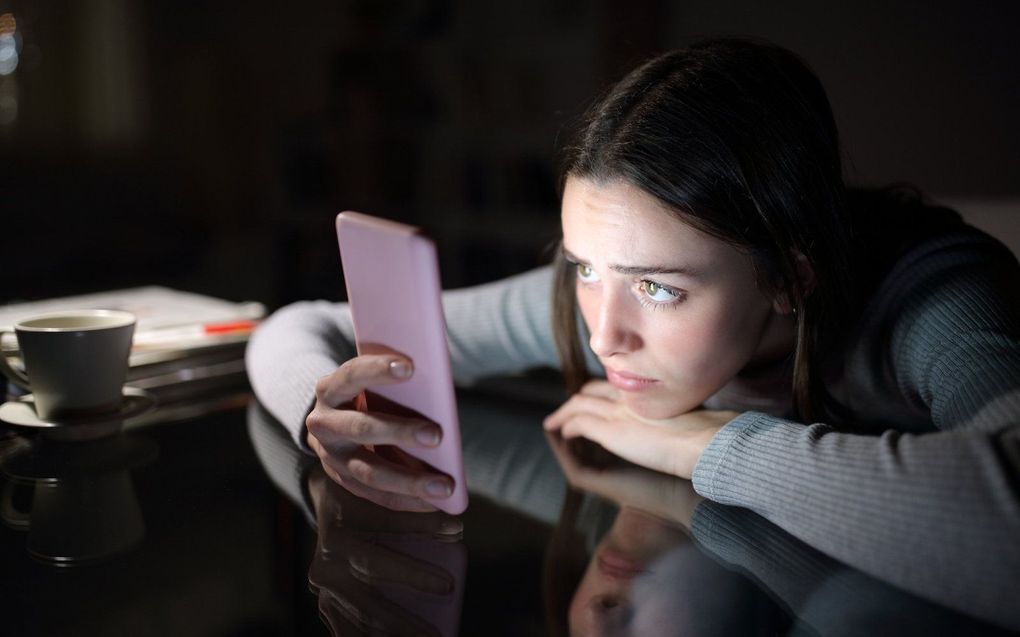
588, 292, 642, 358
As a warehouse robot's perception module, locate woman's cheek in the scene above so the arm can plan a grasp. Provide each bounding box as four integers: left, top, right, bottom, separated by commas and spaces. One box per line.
653, 315, 722, 373
648, 320, 739, 400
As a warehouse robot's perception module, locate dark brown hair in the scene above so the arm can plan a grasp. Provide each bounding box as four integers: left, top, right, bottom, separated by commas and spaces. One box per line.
555, 38, 855, 422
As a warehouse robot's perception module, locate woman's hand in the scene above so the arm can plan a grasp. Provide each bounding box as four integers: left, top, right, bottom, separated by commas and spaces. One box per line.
305, 354, 455, 512
543, 380, 738, 480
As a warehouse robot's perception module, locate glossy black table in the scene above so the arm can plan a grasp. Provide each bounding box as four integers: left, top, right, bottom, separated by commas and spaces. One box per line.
1, 382, 1015, 636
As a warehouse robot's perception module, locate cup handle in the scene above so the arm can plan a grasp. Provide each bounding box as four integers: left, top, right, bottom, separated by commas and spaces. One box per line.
1, 480, 32, 530
0, 330, 31, 390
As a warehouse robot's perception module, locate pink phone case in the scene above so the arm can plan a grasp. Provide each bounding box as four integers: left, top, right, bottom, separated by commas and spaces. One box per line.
336, 211, 468, 515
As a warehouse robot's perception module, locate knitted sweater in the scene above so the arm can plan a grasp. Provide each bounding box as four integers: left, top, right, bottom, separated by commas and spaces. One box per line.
245, 225, 1020, 628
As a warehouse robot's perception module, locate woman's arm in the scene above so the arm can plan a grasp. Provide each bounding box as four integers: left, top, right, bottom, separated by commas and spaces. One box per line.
692, 232, 1020, 629
245, 265, 564, 449
693, 414, 1020, 630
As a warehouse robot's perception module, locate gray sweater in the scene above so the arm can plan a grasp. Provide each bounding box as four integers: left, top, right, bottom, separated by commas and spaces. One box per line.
246, 226, 1020, 629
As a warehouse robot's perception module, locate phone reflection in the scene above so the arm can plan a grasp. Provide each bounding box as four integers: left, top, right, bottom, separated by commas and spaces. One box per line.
246, 401, 466, 637
306, 467, 466, 636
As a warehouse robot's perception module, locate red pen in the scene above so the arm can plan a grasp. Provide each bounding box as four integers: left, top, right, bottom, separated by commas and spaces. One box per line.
133, 320, 258, 345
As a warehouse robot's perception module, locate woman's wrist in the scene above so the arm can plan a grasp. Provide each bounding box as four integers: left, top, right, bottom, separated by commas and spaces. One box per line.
674, 410, 741, 479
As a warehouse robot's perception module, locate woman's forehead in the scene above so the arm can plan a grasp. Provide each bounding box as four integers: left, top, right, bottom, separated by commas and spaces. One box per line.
561, 175, 671, 218
560, 176, 725, 263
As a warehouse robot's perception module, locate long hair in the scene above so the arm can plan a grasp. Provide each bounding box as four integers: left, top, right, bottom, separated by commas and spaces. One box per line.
555, 38, 855, 422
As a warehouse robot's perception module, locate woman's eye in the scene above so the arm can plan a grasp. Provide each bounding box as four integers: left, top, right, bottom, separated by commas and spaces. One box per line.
641, 280, 680, 303
576, 263, 599, 283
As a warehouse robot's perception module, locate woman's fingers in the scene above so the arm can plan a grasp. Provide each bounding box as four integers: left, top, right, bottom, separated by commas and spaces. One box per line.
546, 399, 628, 462
314, 354, 414, 408
546, 401, 672, 475
305, 355, 462, 512
557, 410, 612, 443
343, 446, 455, 500
312, 452, 441, 513
313, 441, 454, 503
543, 393, 613, 430
306, 407, 442, 449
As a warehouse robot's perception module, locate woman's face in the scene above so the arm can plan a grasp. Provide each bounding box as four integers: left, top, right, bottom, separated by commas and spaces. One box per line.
568, 508, 689, 637
561, 176, 785, 419
568, 508, 765, 637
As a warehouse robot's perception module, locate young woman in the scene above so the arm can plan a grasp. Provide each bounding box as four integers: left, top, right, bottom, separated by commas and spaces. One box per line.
246, 38, 1020, 611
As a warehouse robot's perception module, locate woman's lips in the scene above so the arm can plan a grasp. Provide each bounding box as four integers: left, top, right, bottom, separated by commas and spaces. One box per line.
596, 548, 646, 580
605, 367, 659, 392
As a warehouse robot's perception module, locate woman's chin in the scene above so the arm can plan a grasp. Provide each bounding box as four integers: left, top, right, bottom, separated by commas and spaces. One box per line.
622, 392, 703, 421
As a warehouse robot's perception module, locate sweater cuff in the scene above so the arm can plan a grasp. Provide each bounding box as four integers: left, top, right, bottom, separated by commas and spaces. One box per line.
281, 354, 337, 454
246, 345, 338, 454
691, 411, 793, 504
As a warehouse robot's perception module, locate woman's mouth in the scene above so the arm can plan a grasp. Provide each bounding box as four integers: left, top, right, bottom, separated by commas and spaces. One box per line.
596, 547, 646, 580
605, 367, 660, 392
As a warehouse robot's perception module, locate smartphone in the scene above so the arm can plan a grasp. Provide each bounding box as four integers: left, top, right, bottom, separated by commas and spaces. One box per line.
335, 211, 468, 515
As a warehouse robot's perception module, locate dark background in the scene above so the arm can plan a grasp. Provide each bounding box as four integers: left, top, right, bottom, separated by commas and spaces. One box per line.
2, 0, 1018, 312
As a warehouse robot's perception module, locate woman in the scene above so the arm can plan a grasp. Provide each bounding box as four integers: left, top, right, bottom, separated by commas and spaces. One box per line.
246, 38, 1020, 609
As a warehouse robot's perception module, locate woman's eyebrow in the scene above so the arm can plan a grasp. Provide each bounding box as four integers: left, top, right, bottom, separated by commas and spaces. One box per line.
561, 247, 705, 279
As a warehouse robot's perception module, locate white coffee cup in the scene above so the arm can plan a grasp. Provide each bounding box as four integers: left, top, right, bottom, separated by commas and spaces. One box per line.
0, 310, 136, 420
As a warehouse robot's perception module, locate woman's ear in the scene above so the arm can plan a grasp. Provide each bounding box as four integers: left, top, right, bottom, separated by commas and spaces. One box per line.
772, 252, 816, 315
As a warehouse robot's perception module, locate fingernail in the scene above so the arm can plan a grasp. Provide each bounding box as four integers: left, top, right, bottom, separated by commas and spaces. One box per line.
415, 426, 441, 447
389, 360, 412, 379
425, 479, 452, 498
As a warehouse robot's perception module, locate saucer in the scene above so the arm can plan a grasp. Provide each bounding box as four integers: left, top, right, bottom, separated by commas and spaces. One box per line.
0, 387, 157, 440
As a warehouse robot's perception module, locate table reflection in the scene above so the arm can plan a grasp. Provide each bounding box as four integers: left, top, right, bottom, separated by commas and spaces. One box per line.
546, 435, 784, 637
548, 433, 1016, 636
248, 391, 1018, 636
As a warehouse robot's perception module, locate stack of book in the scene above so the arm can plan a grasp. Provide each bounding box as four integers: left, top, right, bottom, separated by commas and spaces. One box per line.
0, 287, 266, 414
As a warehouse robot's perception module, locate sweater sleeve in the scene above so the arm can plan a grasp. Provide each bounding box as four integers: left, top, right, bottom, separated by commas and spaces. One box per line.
691, 233, 1020, 629
245, 266, 561, 449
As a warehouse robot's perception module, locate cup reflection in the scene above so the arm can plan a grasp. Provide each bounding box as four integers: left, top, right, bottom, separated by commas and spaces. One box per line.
0, 433, 157, 566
